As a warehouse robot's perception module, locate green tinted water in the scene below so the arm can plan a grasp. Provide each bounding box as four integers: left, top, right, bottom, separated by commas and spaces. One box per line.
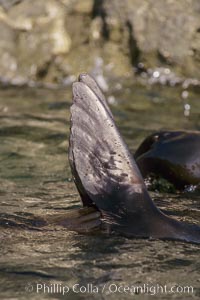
0, 82, 199, 299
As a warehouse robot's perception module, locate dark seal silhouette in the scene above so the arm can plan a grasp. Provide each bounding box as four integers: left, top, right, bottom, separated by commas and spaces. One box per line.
135, 131, 200, 189
69, 73, 200, 244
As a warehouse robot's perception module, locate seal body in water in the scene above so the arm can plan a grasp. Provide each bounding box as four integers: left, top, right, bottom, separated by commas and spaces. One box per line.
69, 73, 200, 244
135, 131, 200, 189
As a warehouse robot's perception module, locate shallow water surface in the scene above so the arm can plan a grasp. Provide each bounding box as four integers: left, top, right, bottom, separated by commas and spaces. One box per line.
0, 82, 199, 299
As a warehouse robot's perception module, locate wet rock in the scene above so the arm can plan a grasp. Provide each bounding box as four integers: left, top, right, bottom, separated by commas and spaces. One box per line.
0, 19, 17, 81
0, 0, 200, 85
72, 0, 94, 14
0, 0, 71, 84
0, 0, 21, 11
96, 0, 200, 79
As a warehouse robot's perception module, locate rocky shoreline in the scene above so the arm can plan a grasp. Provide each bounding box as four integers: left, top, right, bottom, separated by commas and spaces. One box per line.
0, 0, 200, 85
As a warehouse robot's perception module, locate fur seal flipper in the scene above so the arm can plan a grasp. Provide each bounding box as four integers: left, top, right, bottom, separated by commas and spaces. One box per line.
69, 74, 200, 244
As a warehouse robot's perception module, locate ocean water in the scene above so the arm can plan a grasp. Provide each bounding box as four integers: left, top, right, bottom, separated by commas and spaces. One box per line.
0, 80, 199, 299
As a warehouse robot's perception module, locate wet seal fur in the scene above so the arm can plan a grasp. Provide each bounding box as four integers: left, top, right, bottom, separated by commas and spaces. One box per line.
135, 131, 200, 189
69, 73, 200, 244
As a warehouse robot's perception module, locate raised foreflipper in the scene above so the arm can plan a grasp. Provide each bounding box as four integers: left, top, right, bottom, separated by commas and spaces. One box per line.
78, 73, 113, 119
69, 73, 114, 207
69, 73, 200, 244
